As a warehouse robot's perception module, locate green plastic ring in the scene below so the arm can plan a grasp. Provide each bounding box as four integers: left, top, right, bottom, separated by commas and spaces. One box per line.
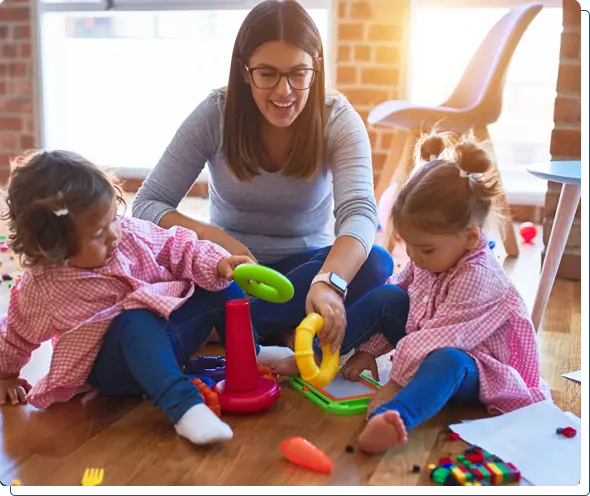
233, 264, 294, 303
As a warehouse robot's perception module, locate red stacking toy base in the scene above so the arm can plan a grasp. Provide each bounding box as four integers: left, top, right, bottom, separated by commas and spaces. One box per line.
215, 377, 280, 413
215, 299, 280, 413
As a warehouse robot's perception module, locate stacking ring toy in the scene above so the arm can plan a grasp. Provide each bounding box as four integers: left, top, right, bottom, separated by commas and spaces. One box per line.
294, 313, 339, 388
233, 264, 294, 303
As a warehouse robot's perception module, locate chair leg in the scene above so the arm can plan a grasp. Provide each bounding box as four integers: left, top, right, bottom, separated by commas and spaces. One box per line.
531, 183, 581, 331
473, 127, 520, 257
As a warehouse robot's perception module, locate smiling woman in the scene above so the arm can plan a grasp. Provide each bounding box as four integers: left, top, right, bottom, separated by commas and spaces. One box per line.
133, 0, 394, 354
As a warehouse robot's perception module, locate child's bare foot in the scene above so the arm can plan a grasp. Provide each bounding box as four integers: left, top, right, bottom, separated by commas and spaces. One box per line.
358, 411, 408, 454
367, 380, 401, 418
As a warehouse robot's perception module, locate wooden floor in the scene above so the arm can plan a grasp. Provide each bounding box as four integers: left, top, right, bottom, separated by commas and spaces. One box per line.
0, 218, 581, 486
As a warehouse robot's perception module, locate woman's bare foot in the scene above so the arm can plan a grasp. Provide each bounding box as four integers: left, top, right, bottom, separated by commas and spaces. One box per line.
271, 356, 300, 377
367, 380, 401, 419
358, 411, 408, 454
272, 352, 321, 378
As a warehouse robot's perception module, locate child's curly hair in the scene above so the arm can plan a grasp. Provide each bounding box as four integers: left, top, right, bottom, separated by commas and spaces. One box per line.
392, 130, 505, 234
3, 149, 125, 267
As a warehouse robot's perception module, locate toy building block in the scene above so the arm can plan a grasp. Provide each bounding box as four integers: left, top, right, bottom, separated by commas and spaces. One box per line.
429, 445, 520, 486
448, 432, 461, 441
192, 377, 221, 417
258, 364, 278, 383
557, 426, 577, 438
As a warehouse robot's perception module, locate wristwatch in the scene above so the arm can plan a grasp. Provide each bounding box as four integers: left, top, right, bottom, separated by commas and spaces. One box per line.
311, 272, 348, 299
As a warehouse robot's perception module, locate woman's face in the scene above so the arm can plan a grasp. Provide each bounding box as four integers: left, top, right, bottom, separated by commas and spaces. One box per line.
245, 41, 315, 129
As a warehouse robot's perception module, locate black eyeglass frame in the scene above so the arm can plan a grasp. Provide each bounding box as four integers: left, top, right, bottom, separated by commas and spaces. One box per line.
244, 65, 319, 90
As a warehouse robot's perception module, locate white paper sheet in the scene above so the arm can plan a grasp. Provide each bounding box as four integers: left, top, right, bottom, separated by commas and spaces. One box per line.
450, 400, 581, 486
562, 370, 582, 383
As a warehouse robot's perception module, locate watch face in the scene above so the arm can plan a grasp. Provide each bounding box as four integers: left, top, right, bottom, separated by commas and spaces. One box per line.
329, 273, 347, 292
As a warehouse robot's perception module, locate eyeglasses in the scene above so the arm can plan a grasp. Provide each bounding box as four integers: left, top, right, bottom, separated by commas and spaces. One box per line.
245, 65, 318, 90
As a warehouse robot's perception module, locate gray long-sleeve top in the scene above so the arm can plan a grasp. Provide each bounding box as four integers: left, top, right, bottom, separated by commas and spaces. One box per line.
132, 89, 378, 264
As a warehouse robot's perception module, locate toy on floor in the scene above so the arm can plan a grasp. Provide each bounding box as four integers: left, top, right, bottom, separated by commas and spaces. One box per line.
294, 313, 339, 388
214, 299, 281, 413
233, 263, 294, 303
258, 364, 278, 382
214, 264, 294, 413
280, 437, 334, 474
290, 369, 381, 415
428, 446, 520, 486
556, 426, 577, 438
81, 468, 104, 486
192, 377, 221, 417
519, 222, 538, 244
11, 479, 22, 486
185, 355, 226, 382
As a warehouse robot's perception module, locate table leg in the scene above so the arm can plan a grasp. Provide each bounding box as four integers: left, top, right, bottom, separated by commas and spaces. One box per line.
531, 183, 581, 330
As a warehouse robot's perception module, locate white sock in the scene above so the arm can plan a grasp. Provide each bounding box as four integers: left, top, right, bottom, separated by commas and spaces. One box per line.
175, 404, 233, 445
257, 345, 294, 365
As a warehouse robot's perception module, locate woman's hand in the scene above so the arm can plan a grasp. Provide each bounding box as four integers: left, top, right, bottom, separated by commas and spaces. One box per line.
217, 255, 256, 281
341, 351, 379, 382
305, 283, 346, 354
202, 225, 257, 262
0, 377, 31, 406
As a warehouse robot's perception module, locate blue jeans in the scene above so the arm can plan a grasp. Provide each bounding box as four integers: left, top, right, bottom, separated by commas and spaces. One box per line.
250, 244, 394, 340
347, 285, 480, 431
88, 283, 250, 423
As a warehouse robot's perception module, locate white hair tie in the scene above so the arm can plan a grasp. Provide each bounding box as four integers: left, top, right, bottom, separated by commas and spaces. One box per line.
459, 170, 484, 180
54, 208, 69, 217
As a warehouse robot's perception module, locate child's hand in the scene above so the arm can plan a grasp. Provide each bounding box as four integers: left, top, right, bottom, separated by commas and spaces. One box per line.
341, 351, 379, 382
217, 255, 256, 281
0, 377, 31, 405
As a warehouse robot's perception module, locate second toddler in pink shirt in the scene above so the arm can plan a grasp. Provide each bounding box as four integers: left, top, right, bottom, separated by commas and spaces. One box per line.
341, 132, 551, 454
0, 150, 292, 447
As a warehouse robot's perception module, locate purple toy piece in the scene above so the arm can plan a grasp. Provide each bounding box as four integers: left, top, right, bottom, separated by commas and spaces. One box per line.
185, 355, 226, 382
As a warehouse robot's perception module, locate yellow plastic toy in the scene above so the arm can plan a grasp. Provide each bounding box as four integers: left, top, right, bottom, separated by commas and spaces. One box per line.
294, 313, 339, 388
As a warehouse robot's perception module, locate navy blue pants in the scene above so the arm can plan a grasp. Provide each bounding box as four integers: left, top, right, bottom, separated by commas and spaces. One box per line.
250, 244, 394, 339
88, 283, 249, 423
347, 285, 481, 431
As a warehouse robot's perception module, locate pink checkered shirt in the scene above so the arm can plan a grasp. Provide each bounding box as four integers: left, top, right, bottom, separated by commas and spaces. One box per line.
359, 233, 551, 414
0, 218, 232, 408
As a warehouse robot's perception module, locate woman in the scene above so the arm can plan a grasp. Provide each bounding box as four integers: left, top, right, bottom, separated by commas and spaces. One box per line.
132, 0, 393, 351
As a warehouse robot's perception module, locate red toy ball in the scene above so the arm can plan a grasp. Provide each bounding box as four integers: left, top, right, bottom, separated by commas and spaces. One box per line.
519, 222, 538, 244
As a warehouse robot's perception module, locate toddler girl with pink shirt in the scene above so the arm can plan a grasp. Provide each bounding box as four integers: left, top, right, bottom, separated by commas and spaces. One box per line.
0, 150, 292, 446
340, 132, 551, 454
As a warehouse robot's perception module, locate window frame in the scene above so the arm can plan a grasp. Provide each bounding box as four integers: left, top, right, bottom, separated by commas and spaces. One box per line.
38, 0, 330, 11
36, 0, 332, 184
411, 0, 561, 7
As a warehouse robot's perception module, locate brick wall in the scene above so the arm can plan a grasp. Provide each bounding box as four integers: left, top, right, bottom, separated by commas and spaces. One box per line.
0, 0, 38, 185
543, 0, 581, 280
334, 0, 410, 185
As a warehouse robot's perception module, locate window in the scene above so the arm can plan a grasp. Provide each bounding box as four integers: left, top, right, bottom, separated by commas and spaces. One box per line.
38, 1, 331, 177
408, 0, 562, 205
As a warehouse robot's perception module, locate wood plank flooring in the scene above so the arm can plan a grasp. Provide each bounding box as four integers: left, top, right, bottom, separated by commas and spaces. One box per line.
0, 210, 580, 486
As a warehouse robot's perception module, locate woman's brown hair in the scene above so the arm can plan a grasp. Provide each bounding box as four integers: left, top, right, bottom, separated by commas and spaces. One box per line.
392, 131, 505, 234
223, 0, 326, 181
3, 149, 125, 267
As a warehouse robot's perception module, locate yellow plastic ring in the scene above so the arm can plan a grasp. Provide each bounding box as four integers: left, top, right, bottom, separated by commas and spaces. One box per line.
294, 313, 339, 389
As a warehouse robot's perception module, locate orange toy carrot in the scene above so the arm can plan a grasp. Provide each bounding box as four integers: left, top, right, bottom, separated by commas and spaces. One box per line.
280, 437, 334, 474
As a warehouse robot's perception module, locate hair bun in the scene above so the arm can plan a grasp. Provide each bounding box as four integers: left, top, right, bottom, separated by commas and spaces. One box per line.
419, 134, 447, 162
455, 140, 493, 175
